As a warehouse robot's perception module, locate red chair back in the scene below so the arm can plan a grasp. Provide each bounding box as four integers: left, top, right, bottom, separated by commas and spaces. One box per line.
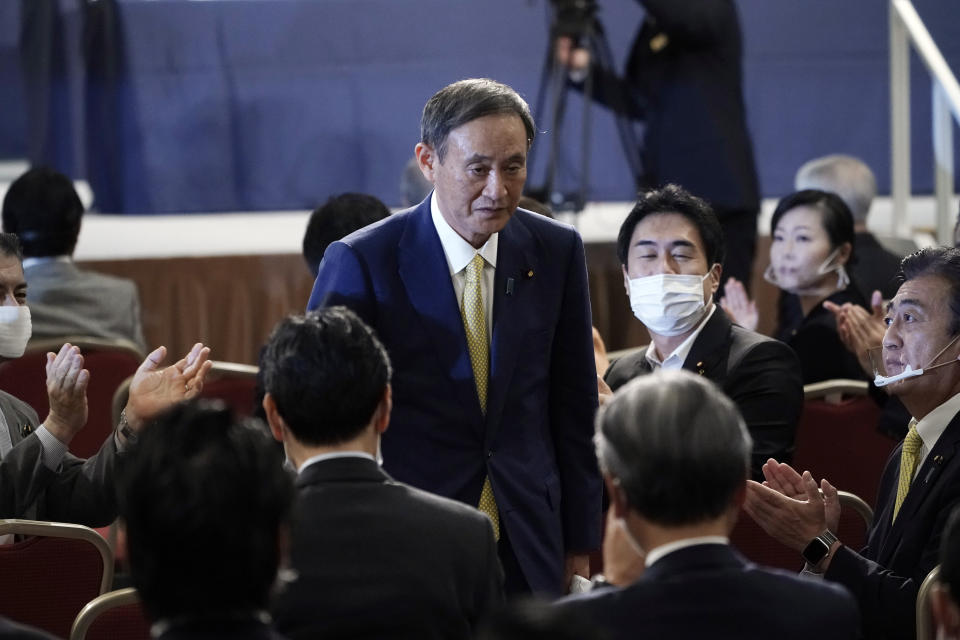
0, 520, 112, 639
793, 390, 897, 508
0, 337, 143, 458
70, 588, 151, 640
198, 361, 259, 417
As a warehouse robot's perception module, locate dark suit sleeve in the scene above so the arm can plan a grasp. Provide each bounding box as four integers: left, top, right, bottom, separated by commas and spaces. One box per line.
0, 434, 55, 518
42, 435, 121, 527
306, 241, 377, 326
826, 535, 942, 640
551, 232, 602, 553
725, 337, 803, 475
636, 0, 734, 47
473, 518, 505, 624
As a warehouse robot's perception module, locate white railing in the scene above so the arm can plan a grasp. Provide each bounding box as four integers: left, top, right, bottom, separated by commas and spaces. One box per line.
889, 0, 960, 244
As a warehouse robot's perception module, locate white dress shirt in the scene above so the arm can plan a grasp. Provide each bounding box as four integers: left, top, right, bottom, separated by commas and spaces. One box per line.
910, 390, 960, 481
645, 304, 717, 370
430, 194, 497, 341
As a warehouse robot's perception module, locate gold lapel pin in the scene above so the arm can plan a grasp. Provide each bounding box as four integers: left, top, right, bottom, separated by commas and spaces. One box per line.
20, 423, 33, 438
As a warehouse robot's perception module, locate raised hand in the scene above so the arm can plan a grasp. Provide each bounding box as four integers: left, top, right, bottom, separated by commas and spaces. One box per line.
43, 343, 90, 444
719, 277, 758, 331
124, 343, 213, 431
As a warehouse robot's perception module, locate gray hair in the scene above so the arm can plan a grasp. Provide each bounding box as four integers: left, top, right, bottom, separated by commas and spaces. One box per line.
595, 370, 752, 526
795, 154, 876, 223
420, 78, 535, 162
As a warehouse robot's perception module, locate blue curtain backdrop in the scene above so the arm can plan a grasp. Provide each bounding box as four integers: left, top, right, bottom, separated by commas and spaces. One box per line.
3, 0, 960, 214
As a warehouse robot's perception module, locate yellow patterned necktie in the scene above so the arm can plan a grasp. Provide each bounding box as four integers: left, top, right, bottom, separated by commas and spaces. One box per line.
461, 253, 499, 540
893, 419, 923, 522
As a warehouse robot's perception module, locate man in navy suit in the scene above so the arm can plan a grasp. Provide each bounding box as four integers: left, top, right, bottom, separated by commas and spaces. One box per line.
558, 370, 859, 640
307, 78, 601, 595
746, 246, 960, 639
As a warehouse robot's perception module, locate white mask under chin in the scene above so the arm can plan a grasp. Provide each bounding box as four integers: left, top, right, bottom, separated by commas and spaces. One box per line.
628, 273, 710, 337
764, 248, 850, 297
0, 306, 31, 358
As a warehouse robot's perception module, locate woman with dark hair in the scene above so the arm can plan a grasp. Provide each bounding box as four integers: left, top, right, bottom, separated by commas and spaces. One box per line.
766, 189, 869, 383
723, 189, 869, 383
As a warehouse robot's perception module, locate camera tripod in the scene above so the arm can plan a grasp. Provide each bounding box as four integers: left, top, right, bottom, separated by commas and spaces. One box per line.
526, 3, 644, 213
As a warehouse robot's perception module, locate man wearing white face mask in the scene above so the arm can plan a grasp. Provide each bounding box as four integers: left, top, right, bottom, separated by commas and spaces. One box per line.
0, 233, 214, 526
558, 370, 859, 640
604, 185, 802, 478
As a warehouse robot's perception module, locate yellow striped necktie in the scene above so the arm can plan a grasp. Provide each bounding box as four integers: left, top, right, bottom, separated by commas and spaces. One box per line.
461, 253, 498, 540
893, 419, 922, 522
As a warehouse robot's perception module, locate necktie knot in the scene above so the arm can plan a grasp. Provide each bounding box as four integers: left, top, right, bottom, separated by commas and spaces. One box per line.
466, 253, 484, 283
903, 421, 922, 455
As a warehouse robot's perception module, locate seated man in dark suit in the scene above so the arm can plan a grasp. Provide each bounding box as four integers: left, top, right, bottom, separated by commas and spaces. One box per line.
558, 369, 859, 639
301, 193, 390, 277
117, 402, 293, 640
2, 167, 145, 350
603, 184, 802, 477
0, 232, 212, 526
262, 307, 502, 639
746, 246, 960, 639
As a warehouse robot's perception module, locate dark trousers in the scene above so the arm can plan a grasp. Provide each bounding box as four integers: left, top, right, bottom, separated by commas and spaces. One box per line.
497, 524, 531, 598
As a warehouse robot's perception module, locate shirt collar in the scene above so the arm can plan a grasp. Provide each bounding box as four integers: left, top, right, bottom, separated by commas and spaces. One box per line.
430, 192, 498, 274
913, 391, 960, 453
298, 451, 377, 474
646, 304, 717, 370
22, 255, 71, 270
644, 536, 730, 568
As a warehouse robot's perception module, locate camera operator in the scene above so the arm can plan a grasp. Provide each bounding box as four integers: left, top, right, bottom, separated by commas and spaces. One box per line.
556, 0, 760, 291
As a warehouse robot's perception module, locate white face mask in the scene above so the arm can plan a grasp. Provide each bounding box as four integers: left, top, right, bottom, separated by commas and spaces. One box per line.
764, 247, 850, 296
0, 305, 31, 359
627, 273, 711, 337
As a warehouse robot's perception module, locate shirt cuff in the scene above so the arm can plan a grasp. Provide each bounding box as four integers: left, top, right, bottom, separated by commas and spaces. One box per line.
34, 425, 70, 471
799, 564, 826, 579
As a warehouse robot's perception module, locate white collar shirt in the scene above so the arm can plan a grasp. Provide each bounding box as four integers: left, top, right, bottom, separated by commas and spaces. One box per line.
430, 193, 497, 341
645, 304, 717, 370
910, 391, 960, 480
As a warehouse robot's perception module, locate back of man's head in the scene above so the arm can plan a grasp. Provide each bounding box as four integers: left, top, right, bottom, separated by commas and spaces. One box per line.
794, 154, 876, 224
302, 193, 390, 277
595, 369, 752, 526
1, 167, 83, 258
117, 401, 293, 623
260, 307, 392, 446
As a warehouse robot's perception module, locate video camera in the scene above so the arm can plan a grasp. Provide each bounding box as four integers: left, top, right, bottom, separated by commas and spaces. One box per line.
549, 0, 599, 39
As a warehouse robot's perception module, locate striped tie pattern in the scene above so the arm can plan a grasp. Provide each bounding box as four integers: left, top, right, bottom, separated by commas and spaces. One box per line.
461, 253, 498, 539
893, 419, 922, 522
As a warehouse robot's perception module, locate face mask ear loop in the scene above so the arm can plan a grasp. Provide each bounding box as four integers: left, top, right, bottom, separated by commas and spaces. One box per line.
762, 263, 778, 287
922, 333, 960, 371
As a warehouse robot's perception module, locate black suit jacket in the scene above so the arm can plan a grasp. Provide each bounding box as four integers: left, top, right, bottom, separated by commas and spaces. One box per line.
272, 457, 502, 640
157, 619, 286, 640
826, 408, 960, 639
558, 544, 859, 640
851, 232, 904, 302
604, 309, 802, 477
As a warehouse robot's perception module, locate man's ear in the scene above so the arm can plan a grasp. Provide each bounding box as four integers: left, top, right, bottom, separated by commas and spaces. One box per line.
707, 262, 722, 297
373, 384, 392, 435
605, 474, 629, 519
262, 393, 286, 442
414, 143, 438, 184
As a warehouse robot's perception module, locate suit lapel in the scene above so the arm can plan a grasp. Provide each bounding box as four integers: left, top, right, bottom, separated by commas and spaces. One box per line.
485, 216, 537, 446
879, 412, 960, 563
681, 307, 731, 382
397, 203, 485, 433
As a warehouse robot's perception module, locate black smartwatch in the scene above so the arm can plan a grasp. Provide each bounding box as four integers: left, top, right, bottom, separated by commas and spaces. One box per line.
801, 530, 838, 566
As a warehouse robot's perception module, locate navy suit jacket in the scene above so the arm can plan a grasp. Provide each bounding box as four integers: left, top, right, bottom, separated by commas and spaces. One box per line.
558, 544, 859, 640
826, 408, 960, 639
306, 199, 602, 594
